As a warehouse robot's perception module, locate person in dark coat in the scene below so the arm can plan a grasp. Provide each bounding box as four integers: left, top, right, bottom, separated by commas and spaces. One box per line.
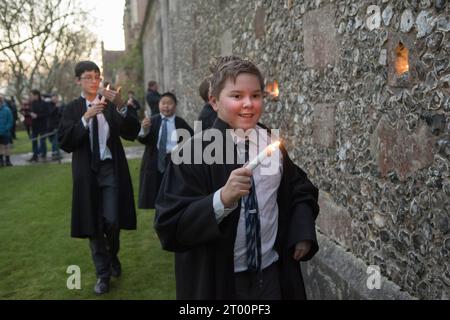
28, 89, 50, 162
48, 94, 65, 160
58, 61, 140, 295
0, 95, 13, 167
145, 80, 161, 116
126, 90, 141, 121
197, 77, 217, 130
137, 92, 193, 209
19, 98, 32, 138
154, 56, 319, 300
5, 96, 18, 140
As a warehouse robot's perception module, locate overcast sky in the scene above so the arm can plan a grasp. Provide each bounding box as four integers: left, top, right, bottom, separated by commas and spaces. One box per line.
81, 0, 126, 51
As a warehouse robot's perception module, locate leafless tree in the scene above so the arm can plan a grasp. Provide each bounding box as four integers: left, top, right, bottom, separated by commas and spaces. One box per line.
0, 0, 97, 104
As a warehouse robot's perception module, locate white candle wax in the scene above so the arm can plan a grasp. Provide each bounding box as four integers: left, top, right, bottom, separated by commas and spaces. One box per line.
100, 84, 110, 103
245, 141, 281, 171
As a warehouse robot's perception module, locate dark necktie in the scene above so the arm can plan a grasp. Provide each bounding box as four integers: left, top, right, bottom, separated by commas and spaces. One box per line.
158, 117, 168, 173
244, 138, 262, 272
91, 106, 100, 172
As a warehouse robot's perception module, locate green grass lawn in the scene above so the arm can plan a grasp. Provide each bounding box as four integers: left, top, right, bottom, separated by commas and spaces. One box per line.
0, 159, 175, 299
10, 130, 141, 155
10, 130, 37, 155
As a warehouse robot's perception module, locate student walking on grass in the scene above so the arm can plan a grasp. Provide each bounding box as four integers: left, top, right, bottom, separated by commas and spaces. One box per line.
58, 61, 140, 295
154, 56, 320, 300
137, 92, 193, 209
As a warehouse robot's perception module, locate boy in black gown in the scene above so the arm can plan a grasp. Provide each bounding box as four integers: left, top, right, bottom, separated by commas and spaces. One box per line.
155, 56, 320, 300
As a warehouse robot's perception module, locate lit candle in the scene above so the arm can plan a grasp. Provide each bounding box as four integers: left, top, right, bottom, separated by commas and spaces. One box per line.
100, 84, 110, 103
245, 141, 281, 171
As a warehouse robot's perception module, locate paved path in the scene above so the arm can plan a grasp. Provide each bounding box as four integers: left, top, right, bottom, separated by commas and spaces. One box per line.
9, 146, 145, 166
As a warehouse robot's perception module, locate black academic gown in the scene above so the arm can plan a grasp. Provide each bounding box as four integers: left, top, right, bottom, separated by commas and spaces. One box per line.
58, 97, 140, 238
31, 99, 50, 133
154, 117, 320, 300
197, 103, 217, 130
146, 90, 161, 116
137, 114, 193, 209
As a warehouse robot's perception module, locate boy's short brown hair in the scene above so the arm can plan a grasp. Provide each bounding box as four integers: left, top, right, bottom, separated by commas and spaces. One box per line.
198, 77, 211, 103
209, 56, 265, 98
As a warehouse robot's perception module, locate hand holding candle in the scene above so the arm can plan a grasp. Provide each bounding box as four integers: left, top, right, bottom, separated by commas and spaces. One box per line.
102, 84, 124, 109
244, 141, 281, 171
100, 84, 110, 103
144, 107, 151, 119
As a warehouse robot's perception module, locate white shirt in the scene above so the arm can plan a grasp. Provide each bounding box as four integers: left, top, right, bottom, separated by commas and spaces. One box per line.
158, 114, 177, 153
139, 114, 178, 153
81, 94, 112, 160
80, 93, 128, 161
213, 126, 283, 272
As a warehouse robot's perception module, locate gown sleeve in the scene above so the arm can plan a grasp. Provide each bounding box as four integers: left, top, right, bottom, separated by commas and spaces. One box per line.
57, 102, 89, 153
154, 139, 223, 252
283, 148, 320, 261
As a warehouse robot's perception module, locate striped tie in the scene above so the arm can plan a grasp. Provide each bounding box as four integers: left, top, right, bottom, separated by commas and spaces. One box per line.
90, 105, 100, 172
244, 138, 261, 272
158, 117, 168, 173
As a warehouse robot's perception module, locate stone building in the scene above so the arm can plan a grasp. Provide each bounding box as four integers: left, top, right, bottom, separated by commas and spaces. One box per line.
124, 0, 148, 50
131, 0, 450, 299
101, 42, 126, 85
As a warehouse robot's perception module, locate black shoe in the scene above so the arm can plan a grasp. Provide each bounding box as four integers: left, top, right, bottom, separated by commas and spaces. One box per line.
5, 160, 12, 167
111, 258, 122, 277
0, 160, 4, 167
94, 278, 110, 295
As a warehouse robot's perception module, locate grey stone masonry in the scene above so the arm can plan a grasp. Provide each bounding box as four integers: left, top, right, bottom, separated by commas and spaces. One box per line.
139, 0, 450, 299
302, 232, 416, 300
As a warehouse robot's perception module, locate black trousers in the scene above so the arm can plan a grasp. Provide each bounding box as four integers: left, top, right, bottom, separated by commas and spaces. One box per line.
89, 160, 120, 279
234, 261, 282, 300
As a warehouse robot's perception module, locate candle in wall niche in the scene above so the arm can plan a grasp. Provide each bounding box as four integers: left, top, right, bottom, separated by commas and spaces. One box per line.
265, 80, 279, 100
245, 141, 281, 171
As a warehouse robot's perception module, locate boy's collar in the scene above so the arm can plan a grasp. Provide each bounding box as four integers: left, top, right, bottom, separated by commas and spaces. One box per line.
212, 117, 232, 132
80, 92, 99, 103
160, 113, 176, 121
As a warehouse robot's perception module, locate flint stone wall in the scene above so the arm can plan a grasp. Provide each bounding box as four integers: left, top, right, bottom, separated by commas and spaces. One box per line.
141, 0, 450, 299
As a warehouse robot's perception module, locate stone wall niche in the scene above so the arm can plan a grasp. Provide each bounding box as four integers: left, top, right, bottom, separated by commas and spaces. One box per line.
373, 116, 436, 181
303, 4, 339, 69
313, 103, 336, 148
265, 80, 279, 101
388, 32, 418, 87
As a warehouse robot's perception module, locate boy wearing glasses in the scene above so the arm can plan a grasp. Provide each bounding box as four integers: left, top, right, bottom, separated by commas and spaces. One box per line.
58, 61, 140, 295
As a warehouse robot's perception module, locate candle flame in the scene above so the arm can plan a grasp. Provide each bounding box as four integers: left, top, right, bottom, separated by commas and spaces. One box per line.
273, 80, 279, 97
265, 80, 279, 98
106, 84, 110, 90
395, 42, 409, 76
267, 141, 281, 156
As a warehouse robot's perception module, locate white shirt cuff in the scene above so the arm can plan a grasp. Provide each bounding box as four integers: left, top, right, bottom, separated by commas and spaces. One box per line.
213, 188, 238, 223
138, 126, 149, 137
81, 116, 90, 129
118, 106, 128, 117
